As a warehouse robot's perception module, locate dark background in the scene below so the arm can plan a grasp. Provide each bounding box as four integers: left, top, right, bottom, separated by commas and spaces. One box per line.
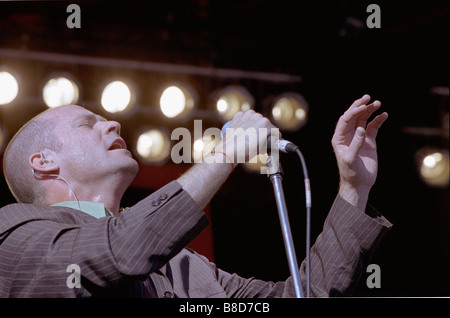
0, 0, 448, 296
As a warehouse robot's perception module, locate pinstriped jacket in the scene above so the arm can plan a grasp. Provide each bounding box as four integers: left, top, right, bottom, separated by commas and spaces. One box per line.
0, 181, 392, 297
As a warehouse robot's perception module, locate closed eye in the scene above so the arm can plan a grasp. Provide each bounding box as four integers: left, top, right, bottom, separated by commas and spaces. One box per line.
74, 113, 107, 129
78, 122, 94, 128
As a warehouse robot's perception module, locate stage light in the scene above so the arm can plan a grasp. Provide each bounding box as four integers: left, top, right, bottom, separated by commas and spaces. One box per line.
42, 76, 79, 108
136, 129, 171, 163
160, 84, 195, 119
0, 71, 19, 105
271, 93, 308, 131
101, 80, 134, 114
215, 86, 254, 123
416, 148, 449, 187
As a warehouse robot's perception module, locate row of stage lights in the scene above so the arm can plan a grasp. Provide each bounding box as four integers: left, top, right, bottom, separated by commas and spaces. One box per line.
0, 69, 309, 129
0, 68, 309, 173
1, 69, 448, 185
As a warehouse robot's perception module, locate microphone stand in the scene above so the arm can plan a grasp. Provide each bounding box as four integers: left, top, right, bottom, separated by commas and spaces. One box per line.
267, 156, 303, 298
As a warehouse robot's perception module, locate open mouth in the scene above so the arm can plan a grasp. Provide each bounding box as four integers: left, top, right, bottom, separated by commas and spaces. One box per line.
109, 138, 127, 151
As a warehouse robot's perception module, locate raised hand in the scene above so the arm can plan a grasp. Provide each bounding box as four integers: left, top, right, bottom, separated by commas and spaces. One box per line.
331, 94, 388, 210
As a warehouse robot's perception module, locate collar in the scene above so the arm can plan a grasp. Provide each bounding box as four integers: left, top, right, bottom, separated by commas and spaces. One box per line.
51, 201, 114, 219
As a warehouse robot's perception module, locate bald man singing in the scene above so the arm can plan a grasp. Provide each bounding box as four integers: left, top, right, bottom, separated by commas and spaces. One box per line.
0, 95, 392, 297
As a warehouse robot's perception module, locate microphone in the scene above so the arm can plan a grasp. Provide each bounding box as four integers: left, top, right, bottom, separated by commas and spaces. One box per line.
221, 120, 299, 153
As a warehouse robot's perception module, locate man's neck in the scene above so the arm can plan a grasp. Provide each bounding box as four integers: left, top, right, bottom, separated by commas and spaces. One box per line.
45, 181, 128, 217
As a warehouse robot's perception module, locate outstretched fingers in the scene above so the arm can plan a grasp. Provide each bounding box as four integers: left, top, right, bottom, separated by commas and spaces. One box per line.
348, 94, 371, 110
334, 102, 376, 138
356, 100, 381, 128
366, 112, 389, 139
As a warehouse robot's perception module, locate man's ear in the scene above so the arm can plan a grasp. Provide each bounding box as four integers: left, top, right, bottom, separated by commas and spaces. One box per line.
29, 150, 59, 176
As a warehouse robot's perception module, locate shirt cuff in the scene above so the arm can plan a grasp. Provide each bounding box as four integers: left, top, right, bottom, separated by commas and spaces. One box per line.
327, 195, 393, 253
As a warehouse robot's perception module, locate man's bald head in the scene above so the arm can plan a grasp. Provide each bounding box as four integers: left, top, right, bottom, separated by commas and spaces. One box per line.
3, 108, 63, 204
3, 104, 138, 206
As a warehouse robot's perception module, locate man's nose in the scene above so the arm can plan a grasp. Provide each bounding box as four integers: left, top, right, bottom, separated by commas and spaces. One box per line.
102, 120, 121, 135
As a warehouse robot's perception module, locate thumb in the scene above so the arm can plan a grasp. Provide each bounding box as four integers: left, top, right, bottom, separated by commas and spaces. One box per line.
348, 127, 366, 158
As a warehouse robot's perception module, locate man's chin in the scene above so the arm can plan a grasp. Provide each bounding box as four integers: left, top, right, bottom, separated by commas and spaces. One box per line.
125, 159, 140, 177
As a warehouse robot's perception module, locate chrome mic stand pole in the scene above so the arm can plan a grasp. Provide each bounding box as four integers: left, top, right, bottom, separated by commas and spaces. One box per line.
267, 156, 303, 298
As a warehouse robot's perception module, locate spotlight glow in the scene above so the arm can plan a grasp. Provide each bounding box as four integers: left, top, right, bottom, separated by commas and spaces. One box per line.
101, 81, 132, 113
43, 77, 79, 108
0, 71, 19, 105
160, 85, 195, 119
160, 86, 186, 118
216, 86, 254, 122
417, 149, 449, 187
136, 129, 170, 163
271, 93, 308, 131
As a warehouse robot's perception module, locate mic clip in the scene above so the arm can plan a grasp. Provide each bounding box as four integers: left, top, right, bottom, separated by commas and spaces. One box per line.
266, 154, 283, 177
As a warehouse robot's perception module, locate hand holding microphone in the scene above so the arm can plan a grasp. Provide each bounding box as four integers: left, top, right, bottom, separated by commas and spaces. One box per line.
217, 110, 300, 169
222, 120, 299, 153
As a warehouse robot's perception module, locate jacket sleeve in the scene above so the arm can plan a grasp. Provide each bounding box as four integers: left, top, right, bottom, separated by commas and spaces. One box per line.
0, 181, 208, 297
215, 195, 393, 297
